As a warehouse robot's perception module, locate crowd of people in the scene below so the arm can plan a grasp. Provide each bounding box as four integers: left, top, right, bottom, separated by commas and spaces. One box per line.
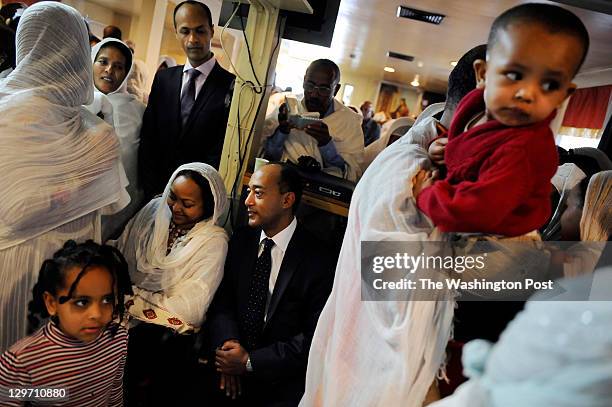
0, 1, 610, 406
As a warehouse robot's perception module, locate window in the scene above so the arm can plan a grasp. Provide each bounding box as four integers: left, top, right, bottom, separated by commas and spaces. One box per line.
342, 84, 354, 106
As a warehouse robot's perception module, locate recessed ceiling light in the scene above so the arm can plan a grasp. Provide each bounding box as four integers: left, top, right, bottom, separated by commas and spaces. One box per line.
417, 61, 424, 68
410, 74, 420, 87
450, 61, 457, 67
384, 66, 395, 73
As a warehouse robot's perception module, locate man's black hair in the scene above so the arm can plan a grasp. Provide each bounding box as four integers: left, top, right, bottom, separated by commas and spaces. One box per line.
0, 2, 25, 32
0, 23, 15, 72
103, 25, 122, 40
268, 162, 303, 214
488, 3, 590, 74
307, 59, 341, 84
446, 44, 487, 108
173, 1, 213, 29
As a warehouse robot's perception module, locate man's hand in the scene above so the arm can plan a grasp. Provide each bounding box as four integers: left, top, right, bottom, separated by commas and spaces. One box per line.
278, 103, 292, 134
412, 169, 438, 198
428, 137, 448, 165
215, 340, 249, 375
305, 121, 332, 146
219, 373, 242, 399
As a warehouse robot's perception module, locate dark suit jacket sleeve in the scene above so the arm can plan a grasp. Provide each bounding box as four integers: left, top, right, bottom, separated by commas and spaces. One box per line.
248, 247, 335, 382
138, 70, 162, 199
207, 231, 242, 348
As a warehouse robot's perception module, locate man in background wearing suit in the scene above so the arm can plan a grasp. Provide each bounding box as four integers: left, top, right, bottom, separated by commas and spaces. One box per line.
139, 0, 235, 198
207, 163, 336, 406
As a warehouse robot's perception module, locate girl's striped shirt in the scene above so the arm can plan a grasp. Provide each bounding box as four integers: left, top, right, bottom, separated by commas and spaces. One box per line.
0, 321, 127, 406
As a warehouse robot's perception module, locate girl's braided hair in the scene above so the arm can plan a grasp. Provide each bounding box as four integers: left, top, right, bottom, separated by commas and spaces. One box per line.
27, 240, 133, 335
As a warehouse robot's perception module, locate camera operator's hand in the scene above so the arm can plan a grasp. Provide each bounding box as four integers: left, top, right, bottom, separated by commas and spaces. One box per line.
278, 103, 292, 134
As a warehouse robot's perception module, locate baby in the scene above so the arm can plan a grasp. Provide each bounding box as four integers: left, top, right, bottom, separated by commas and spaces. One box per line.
415, 3, 590, 237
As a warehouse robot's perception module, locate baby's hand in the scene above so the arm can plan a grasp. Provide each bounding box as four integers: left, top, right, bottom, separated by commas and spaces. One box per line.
412, 169, 438, 198
428, 137, 448, 165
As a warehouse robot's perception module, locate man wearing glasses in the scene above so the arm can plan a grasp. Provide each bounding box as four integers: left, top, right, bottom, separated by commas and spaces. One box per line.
262, 59, 364, 181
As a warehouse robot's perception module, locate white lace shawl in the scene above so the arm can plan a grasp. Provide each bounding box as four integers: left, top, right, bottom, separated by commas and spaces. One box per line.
0, 2, 123, 250
300, 116, 454, 407
116, 163, 229, 326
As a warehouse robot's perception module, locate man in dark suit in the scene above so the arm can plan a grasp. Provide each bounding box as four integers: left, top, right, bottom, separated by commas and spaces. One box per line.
206, 162, 336, 406
139, 0, 235, 198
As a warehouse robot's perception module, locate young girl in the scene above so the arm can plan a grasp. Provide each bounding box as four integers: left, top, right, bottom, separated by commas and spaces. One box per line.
0, 240, 132, 406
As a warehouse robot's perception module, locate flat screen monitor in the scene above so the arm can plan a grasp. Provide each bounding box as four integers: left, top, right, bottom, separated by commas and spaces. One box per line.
218, 0, 341, 47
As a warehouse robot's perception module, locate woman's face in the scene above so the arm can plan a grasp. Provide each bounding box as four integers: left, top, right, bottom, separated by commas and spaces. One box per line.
93, 46, 127, 94
167, 175, 205, 226
560, 186, 583, 241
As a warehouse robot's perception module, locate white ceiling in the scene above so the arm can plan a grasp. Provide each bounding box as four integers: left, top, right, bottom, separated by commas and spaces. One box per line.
86, 0, 612, 93
329, 0, 612, 93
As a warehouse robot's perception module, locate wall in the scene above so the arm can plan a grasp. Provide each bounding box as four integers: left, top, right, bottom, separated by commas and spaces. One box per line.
339, 70, 380, 108
62, 0, 132, 39
574, 67, 612, 88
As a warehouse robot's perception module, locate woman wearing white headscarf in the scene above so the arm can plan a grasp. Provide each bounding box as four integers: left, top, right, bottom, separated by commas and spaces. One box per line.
116, 162, 228, 331
87, 37, 146, 240
431, 267, 612, 407
579, 170, 612, 242
557, 171, 612, 277
116, 162, 228, 405
300, 83, 547, 407
0, 2, 126, 351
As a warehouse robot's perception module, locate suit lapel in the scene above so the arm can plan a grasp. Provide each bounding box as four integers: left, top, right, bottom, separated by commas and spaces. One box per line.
266, 227, 302, 323
182, 62, 222, 135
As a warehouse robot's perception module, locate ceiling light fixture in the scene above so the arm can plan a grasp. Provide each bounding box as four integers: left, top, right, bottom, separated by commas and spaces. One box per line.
396, 6, 445, 25
417, 61, 424, 68
450, 61, 457, 67
387, 51, 414, 62
411, 74, 420, 87
384, 66, 395, 73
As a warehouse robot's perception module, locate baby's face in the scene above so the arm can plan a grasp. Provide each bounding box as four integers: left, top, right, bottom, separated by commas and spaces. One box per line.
478, 23, 583, 126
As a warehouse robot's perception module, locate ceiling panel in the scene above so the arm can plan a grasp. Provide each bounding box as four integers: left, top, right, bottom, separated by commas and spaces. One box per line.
329, 0, 612, 93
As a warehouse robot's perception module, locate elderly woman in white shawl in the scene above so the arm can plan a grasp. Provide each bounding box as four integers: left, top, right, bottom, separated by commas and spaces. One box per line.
116, 162, 228, 404
431, 267, 612, 407
86, 37, 146, 240
0, 2, 126, 351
